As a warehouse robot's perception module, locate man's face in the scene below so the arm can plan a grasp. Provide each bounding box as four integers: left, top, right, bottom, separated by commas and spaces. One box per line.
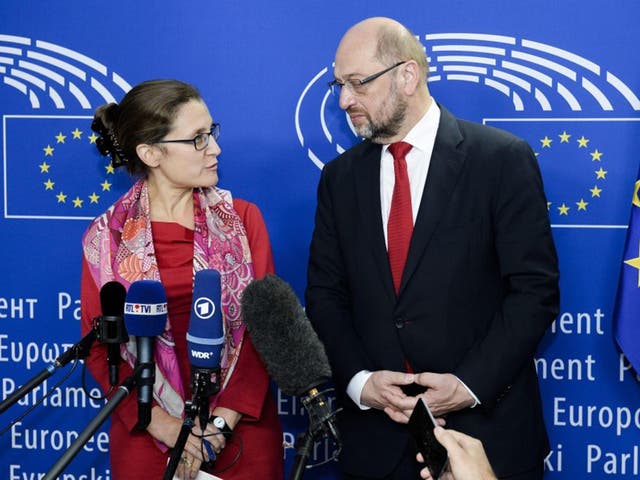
333, 43, 407, 143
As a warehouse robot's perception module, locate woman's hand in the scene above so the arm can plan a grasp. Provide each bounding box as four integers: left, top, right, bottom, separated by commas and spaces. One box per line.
146, 406, 219, 479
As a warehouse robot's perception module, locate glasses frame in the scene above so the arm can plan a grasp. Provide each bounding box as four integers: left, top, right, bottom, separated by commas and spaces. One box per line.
156, 123, 220, 151
328, 61, 407, 96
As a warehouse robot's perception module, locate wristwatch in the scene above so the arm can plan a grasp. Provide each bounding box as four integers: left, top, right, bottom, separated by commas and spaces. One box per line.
209, 415, 233, 438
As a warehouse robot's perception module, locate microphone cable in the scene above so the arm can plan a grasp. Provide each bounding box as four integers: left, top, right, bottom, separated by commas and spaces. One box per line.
0, 353, 79, 436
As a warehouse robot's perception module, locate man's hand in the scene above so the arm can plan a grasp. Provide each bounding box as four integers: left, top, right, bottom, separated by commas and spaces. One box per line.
360, 370, 416, 422
414, 372, 475, 417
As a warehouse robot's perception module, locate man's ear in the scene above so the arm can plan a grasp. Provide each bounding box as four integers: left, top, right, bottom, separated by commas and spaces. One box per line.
136, 143, 160, 168
401, 60, 421, 95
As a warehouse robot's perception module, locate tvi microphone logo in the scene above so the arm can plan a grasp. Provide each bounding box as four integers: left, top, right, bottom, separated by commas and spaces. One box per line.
124, 302, 168, 315
194, 297, 216, 320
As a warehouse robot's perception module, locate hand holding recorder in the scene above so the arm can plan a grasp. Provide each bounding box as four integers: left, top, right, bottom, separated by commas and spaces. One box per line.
416, 419, 497, 480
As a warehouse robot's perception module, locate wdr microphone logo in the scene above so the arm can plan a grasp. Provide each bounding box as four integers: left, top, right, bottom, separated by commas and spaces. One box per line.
193, 297, 216, 320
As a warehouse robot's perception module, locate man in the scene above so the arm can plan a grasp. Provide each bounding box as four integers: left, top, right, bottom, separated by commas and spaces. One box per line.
305, 17, 559, 480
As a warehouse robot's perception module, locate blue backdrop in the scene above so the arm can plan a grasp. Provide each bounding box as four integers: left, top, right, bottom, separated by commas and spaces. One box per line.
1, 1, 639, 478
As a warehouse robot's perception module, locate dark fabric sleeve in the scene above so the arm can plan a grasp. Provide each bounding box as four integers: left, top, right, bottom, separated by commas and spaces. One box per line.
305, 163, 372, 392
453, 137, 560, 408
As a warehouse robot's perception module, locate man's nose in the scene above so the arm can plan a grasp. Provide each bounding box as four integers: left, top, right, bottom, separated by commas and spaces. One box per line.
339, 86, 356, 111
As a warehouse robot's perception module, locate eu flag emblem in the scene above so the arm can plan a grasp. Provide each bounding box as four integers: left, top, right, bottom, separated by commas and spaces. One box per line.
3, 115, 130, 220
485, 118, 640, 225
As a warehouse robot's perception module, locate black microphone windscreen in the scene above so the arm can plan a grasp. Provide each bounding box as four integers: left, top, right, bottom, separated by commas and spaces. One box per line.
241, 275, 331, 396
100, 281, 127, 316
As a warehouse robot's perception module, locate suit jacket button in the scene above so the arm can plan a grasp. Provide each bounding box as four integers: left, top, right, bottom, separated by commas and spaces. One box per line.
394, 316, 405, 329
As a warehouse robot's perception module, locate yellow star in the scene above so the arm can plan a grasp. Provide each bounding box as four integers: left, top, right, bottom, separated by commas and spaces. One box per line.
547, 201, 552, 210
55, 132, 66, 143
101, 180, 112, 191
89, 133, 99, 144
89, 192, 100, 203
72, 197, 84, 208
576, 199, 588, 211
43, 179, 54, 190
540, 136, 552, 148
624, 242, 640, 287
43, 145, 54, 156
535, 152, 540, 157
71, 128, 83, 139
559, 131, 571, 143
39, 162, 50, 173
590, 149, 603, 161
595, 167, 608, 179
633, 180, 640, 208
105, 164, 115, 174
558, 203, 570, 215
56, 192, 67, 203
590, 185, 602, 197
577, 136, 589, 148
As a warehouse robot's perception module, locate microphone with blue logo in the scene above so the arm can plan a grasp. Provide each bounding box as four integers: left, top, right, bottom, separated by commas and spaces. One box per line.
163, 269, 225, 480
187, 269, 225, 430
124, 279, 168, 431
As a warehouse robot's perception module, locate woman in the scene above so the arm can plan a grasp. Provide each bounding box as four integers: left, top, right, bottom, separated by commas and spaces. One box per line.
80, 79, 283, 479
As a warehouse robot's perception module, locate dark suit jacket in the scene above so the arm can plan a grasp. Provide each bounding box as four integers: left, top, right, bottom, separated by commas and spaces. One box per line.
306, 106, 560, 478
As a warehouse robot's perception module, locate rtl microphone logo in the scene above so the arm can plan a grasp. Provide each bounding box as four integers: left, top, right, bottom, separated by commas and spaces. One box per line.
124, 302, 168, 315
193, 297, 216, 320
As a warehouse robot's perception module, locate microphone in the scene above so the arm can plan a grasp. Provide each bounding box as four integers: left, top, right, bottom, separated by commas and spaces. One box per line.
124, 279, 167, 431
94, 281, 128, 386
186, 269, 224, 429
241, 275, 340, 451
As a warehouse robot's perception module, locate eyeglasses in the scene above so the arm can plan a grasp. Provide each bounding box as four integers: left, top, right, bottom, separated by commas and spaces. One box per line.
328, 61, 406, 96
156, 123, 220, 151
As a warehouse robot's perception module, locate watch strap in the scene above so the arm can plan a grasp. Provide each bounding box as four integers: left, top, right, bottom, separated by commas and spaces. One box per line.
209, 415, 233, 438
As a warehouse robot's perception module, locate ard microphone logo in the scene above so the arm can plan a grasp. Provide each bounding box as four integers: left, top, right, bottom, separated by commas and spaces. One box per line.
194, 297, 216, 320
124, 302, 168, 315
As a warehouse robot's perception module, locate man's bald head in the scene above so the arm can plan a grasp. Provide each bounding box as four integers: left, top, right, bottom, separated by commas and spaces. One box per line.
337, 17, 429, 84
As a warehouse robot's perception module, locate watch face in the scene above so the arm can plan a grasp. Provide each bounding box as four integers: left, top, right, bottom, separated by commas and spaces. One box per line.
213, 417, 225, 429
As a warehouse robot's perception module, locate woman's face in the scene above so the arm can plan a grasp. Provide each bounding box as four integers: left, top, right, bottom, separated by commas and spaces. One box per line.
148, 99, 221, 190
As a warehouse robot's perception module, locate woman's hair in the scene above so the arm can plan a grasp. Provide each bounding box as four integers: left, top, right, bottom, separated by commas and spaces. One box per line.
91, 79, 202, 176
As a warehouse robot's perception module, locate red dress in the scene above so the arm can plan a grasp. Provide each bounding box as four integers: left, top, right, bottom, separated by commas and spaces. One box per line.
81, 199, 283, 479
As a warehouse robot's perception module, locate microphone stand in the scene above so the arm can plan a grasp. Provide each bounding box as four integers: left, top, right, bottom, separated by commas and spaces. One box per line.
163, 369, 219, 480
42, 366, 142, 480
0, 330, 96, 415
290, 387, 342, 480
290, 430, 316, 480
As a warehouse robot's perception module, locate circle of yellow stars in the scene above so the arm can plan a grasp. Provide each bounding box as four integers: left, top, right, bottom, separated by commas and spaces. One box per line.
536, 130, 606, 217
39, 127, 115, 209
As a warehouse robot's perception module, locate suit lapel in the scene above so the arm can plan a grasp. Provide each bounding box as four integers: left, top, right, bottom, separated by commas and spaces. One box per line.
353, 141, 397, 300
399, 107, 466, 295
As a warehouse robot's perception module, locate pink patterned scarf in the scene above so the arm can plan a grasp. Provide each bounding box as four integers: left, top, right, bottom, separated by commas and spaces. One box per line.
82, 179, 253, 421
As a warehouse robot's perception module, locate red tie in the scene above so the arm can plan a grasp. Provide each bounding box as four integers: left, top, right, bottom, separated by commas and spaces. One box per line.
387, 141, 413, 295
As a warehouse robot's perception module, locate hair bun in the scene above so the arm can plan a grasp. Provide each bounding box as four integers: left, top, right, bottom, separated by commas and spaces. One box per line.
91, 109, 127, 167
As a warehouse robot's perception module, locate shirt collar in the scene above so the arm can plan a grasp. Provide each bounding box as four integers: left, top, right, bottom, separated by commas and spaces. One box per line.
383, 99, 440, 154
